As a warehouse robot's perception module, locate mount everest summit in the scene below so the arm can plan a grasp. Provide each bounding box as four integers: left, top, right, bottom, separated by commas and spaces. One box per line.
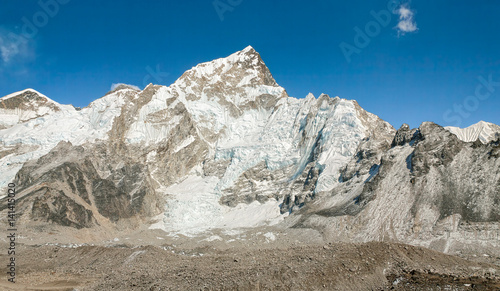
1, 46, 499, 257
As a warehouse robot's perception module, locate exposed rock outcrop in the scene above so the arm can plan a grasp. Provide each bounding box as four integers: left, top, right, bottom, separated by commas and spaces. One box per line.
0, 47, 498, 260
294, 122, 500, 257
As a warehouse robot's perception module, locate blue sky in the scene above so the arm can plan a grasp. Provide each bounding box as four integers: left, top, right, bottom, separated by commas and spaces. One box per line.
1, 0, 499, 128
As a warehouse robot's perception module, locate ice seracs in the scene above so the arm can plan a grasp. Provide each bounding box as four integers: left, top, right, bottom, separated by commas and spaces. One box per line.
0, 46, 395, 234
2, 45, 498, 262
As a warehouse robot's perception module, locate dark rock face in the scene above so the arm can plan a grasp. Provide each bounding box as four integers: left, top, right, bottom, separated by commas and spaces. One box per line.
279, 163, 320, 214
2, 141, 159, 228
91, 179, 133, 222
391, 123, 422, 147
31, 187, 96, 229
347, 122, 500, 224
220, 162, 287, 207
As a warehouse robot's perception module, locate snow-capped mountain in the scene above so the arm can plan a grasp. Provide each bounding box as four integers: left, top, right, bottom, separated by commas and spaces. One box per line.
0, 46, 499, 257
0, 46, 393, 231
0, 86, 136, 194
0, 89, 72, 129
446, 121, 500, 143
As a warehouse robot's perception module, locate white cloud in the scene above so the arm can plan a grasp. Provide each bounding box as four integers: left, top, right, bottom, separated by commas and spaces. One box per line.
395, 4, 418, 35
0, 30, 31, 64
110, 83, 141, 91
1, 42, 19, 62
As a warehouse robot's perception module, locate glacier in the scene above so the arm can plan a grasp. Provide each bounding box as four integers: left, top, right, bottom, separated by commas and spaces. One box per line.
1, 45, 499, 255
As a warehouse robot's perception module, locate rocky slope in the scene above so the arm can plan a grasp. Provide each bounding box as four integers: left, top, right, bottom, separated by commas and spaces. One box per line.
289, 122, 500, 258
0, 46, 498, 259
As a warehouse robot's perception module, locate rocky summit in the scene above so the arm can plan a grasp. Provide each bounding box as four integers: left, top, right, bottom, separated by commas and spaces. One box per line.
1, 46, 499, 264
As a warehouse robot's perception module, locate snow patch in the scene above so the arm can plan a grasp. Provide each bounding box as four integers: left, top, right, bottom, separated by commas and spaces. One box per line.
174, 135, 195, 153
263, 232, 276, 242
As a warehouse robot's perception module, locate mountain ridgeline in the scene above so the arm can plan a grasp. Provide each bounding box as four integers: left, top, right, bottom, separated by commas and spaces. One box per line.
0, 46, 499, 257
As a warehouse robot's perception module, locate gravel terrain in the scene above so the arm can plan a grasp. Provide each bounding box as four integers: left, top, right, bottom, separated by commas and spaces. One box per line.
0, 237, 499, 290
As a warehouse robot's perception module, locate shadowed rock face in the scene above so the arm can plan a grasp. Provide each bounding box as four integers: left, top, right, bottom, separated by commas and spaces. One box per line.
31, 187, 96, 229
391, 123, 421, 147
1, 141, 160, 228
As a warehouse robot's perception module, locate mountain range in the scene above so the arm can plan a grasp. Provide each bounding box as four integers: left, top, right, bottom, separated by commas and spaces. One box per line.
1, 46, 499, 259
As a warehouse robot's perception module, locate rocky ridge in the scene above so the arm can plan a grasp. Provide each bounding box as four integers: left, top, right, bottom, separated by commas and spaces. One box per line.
0, 46, 499, 261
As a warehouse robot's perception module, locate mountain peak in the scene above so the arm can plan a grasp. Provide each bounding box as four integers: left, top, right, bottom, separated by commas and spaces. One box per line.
475, 120, 492, 127
0, 88, 66, 129
105, 83, 141, 96
224, 45, 263, 67
1, 88, 47, 101
174, 46, 279, 92
241, 45, 256, 53
0, 88, 60, 109
445, 120, 500, 143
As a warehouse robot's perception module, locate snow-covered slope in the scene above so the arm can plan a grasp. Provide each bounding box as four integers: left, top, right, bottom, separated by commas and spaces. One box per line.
1, 46, 499, 258
445, 121, 500, 143
0, 88, 136, 194
0, 46, 395, 235
0, 89, 70, 129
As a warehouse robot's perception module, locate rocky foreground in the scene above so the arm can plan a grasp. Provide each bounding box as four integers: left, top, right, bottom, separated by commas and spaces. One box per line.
0, 239, 499, 291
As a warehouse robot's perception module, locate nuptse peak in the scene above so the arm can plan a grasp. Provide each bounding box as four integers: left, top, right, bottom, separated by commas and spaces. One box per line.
0, 47, 499, 259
